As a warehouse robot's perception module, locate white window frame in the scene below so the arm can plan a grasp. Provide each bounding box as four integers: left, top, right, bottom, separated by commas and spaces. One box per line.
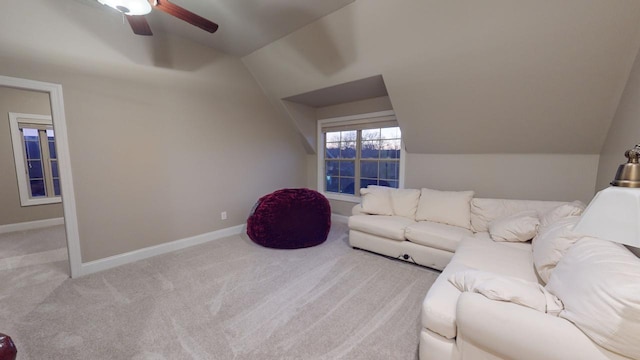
8, 112, 61, 206
317, 110, 406, 203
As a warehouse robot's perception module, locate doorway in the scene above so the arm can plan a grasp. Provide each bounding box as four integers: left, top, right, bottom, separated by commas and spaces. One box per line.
0, 75, 81, 277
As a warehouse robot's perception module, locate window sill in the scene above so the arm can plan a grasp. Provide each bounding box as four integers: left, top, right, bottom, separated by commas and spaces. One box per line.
21, 196, 62, 207
323, 192, 361, 203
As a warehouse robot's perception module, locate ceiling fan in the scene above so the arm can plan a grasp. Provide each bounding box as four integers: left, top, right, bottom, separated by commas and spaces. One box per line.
96, 0, 218, 36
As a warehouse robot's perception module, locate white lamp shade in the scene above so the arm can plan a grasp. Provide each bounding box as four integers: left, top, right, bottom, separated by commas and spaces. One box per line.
97, 0, 152, 15
573, 186, 640, 247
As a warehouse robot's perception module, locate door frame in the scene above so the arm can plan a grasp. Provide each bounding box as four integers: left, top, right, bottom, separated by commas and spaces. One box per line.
0, 75, 82, 278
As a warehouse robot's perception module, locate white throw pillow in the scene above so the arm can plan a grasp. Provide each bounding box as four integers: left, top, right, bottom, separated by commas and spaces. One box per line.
546, 238, 640, 359
360, 186, 393, 216
532, 216, 582, 284
488, 210, 540, 242
539, 200, 585, 228
415, 188, 475, 230
449, 270, 563, 315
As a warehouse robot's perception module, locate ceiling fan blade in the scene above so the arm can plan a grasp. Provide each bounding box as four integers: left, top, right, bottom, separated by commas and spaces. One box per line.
153, 0, 219, 33
126, 15, 153, 36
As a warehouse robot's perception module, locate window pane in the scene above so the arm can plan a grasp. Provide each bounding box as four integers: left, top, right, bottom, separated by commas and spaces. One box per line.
326, 176, 339, 193
340, 141, 356, 159
30, 179, 46, 197
360, 179, 377, 189
48, 140, 57, 159
340, 177, 355, 195
360, 161, 378, 178
22, 128, 39, 138
381, 127, 401, 139
361, 141, 380, 159
341, 130, 356, 142
27, 160, 43, 179
379, 161, 399, 180
381, 139, 401, 158
53, 178, 61, 196
51, 159, 59, 178
325, 161, 339, 176
340, 161, 355, 177
326, 131, 341, 142
47, 129, 55, 138
386, 180, 399, 188
325, 143, 340, 159
25, 139, 41, 160
362, 128, 380, 140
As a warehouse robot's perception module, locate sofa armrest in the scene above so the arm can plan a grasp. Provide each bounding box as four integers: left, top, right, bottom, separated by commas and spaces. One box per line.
352, 204, 365, 216
455, 293, 625, 360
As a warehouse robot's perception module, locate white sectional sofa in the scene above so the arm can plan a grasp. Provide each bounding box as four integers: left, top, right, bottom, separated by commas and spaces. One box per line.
349, 186, 566, 270
348, 186, 640, 360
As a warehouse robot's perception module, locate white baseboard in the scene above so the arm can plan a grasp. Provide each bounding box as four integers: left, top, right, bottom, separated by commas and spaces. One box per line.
0, 217, 64, 234
78, 224, 246, 277
331, 213, 349, 224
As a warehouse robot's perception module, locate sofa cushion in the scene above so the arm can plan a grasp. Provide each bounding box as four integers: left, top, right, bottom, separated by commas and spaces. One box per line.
471, 198, 566, 233
448, 270, 563, 315
532, 216, 582, 284
415, 188, 474, 229
473, 232, 533, 251
362, 186, 421, 219
389, 188, 421, 219
453, 236, 537, 281
545, 237, 640, 359
348, 215, 414, 241
539, 200, 585, 228
422, 237, 537, 339
360, 187, 393, 216
488, 210, 540, 242
405, 221, 472, 252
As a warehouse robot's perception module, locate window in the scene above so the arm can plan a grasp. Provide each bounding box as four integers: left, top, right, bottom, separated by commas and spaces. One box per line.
318, 111, 404, 202
8, 113, 61, 206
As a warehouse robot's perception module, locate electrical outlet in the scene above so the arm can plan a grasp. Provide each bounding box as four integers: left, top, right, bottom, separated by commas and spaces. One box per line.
221, 211, 227, 220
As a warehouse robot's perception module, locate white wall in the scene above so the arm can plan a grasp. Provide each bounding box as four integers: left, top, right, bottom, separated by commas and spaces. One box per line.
0, 0, 307, 262
406, 154, 599, 204
597, 46, 640, 191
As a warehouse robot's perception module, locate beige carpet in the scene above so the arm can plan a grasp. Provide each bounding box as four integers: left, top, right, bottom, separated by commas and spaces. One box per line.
0, 221, 438, 359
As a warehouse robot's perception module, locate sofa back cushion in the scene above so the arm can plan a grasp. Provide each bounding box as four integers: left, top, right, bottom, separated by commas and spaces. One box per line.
539, 200, 585, 228
360, 186, 393, 216
545, 237, 640, 359
488, 210, 540, 242
471, 198, 566, 233
389, 188, 421, 219
531, 216, 582, 284
360, 186, 421, 219
416, 188, 474, 230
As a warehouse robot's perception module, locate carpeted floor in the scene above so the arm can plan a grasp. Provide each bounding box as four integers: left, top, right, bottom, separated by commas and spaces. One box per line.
0, 221, 438, 360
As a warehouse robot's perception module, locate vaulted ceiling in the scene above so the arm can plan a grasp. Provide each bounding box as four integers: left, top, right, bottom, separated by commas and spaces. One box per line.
243, 0, 640, 155
72, 0, 355, 56
3, 0, 640, 156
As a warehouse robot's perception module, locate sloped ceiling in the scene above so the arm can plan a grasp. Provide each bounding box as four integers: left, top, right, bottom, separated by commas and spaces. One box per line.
64, 0, 355, 56
242, 0, 640, 154
0, 0, 355, 71
283, 75, 387, 107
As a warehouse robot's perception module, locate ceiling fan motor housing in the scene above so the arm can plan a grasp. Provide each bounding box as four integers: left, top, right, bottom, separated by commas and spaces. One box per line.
97, 0, 152, 15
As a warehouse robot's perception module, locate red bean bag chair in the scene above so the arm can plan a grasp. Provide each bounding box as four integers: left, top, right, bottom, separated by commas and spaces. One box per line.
0, 333, 16, 360
247, 188, 331, 249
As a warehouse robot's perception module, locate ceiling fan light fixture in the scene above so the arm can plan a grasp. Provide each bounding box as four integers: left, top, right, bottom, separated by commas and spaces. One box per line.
97, 0, 152, 15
